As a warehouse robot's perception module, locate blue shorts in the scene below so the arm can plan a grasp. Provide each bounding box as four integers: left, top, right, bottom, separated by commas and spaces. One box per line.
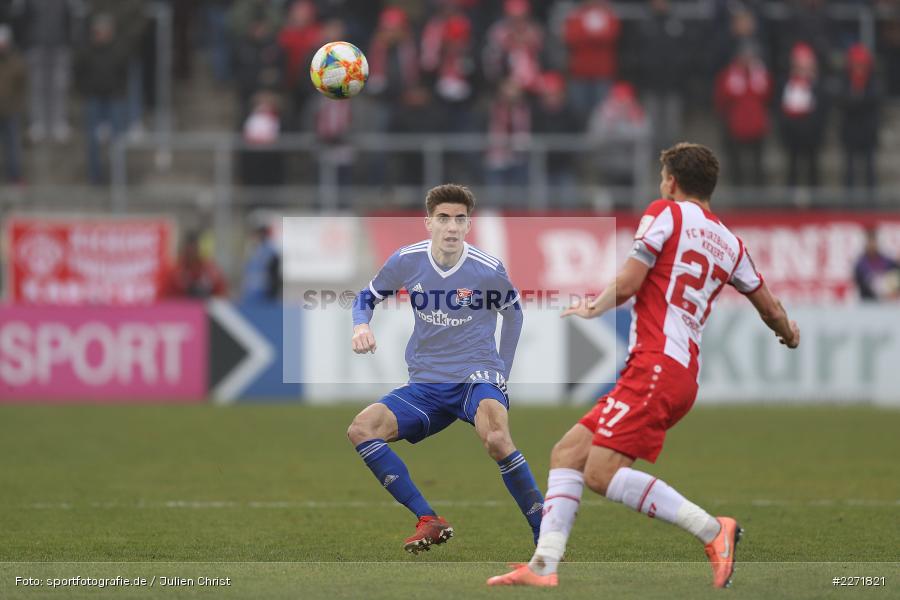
379, 376, 510, 444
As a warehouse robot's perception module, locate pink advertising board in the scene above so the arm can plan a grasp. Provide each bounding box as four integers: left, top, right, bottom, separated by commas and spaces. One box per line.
0, 303, 207, 402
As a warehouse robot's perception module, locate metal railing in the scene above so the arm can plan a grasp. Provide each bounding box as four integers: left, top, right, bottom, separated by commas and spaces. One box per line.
110, 131, 657, 208
106, 130, 654, 274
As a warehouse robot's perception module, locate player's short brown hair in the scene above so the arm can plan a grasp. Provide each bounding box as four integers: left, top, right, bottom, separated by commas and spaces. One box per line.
425, 184, 477, 215
660, 143, 719, 201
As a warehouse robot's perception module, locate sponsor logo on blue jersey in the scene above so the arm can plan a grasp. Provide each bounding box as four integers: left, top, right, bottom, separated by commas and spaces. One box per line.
416, 309, 474, 327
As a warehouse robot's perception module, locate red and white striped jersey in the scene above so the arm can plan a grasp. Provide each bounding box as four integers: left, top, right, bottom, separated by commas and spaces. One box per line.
628, 199, 764, 376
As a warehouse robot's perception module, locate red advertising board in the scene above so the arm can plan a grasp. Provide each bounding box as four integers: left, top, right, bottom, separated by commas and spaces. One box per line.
366, 211, 900, 304
5, 217, 174, 305
0, 303, 208, 402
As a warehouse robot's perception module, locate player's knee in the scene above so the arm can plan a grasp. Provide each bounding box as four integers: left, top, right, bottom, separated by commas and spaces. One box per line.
550, 437, 585, 470
550, 439, 572, 466
584, 468, 614, 496
483, 428, 514, 460
346, 416, 373, 446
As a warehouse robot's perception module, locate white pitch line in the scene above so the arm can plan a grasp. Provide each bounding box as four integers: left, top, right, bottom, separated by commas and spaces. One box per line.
13, 499, 900, 510
2, 561, 897, 565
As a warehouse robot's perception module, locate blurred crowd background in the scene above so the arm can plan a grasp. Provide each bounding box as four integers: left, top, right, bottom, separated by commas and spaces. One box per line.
0, 0, 899, 296
0, 1, 897, 193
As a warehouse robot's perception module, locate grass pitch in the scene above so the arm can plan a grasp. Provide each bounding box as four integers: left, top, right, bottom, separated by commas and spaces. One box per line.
0, 403, 897, 599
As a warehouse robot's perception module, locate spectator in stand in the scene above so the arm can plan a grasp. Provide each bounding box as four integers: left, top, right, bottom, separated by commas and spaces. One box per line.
278, 0, 324, 128
240, 90, 285, 186
420, 5, 481, 181
854, 227, 899, 301
392, 0, 426, 25
173, 0, 201, 80
0, 1, 18, 29
421, 0, 462, 72
232, 6, 285, 122
360, 6, 418, 187
315, 0, 382, 51
484, 77, 531, 189
303, 64, 361, 195
17, 0, 76, 143
839, 43, 882, 197
455, 0, 499, 44
387, 84, 442, 184
778, 0, 831, 79
563, 0, 620, 121
228, 0, 282, 42
366, 6, 420, 136
483, 0, 544, 94
588, 81, 646, 143
778, 42, 828, 188
637, 0, 688, 151
74, 13, 131, 184
709, 2, 768, 77
587, 81, 648, 186
241, 223, 281, 304
0, 23, 25, 184
313, 93, 354, 180
367, 6, 419, 99
421, 7, 479, 132
532, 71, 582, 200
714, 41, 772, 186
163, 231, 228, 299
877, 0, 900, 95
87, 1, 150, 137
205, 0, 235, 83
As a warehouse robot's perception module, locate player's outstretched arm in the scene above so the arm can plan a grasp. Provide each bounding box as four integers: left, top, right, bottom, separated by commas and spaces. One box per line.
745, 283, 800, 348
562, 258, 649, 320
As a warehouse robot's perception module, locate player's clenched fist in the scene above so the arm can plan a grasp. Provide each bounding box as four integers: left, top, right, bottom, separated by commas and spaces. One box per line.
352, 323, 377, 354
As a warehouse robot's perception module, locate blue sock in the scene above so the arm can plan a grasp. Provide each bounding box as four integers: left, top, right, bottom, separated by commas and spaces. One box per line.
356, 439, 435, 518
497, 450, 544, 544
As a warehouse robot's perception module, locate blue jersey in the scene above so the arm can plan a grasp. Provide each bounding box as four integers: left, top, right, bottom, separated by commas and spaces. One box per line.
353, 240, 523, 384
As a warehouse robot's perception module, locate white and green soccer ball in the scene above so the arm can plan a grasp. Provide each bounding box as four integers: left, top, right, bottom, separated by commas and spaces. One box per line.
309, 41, 368, 100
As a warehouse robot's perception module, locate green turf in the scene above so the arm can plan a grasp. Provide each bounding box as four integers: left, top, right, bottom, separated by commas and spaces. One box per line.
0, 404, 897, 599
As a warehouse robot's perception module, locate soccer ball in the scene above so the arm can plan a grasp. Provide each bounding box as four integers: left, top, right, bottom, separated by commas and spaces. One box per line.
310, 41, 368, 100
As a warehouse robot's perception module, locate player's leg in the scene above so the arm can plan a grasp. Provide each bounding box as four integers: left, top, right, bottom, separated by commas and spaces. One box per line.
487, 422, 594, 586
347, 401, 436, 520
349, 386, 459, 553
586, 444, 722, 534
524, 423, 595, 576
471, 393, 544, 544
579, 355, 742, 588
583, 445, 740, 588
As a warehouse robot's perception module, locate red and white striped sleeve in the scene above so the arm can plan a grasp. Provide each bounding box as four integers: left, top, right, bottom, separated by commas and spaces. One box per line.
630, 199, 676, 267
730, 239, 764, 294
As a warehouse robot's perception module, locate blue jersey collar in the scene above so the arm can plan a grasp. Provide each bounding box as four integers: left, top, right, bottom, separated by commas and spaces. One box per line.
428, 240, 469, 279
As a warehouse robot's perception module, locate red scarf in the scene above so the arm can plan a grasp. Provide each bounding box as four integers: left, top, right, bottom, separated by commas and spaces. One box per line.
487, 99, 530, 167
847, 44, 873, 93
420, 17, 445, 72
316, 98, 352, 141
